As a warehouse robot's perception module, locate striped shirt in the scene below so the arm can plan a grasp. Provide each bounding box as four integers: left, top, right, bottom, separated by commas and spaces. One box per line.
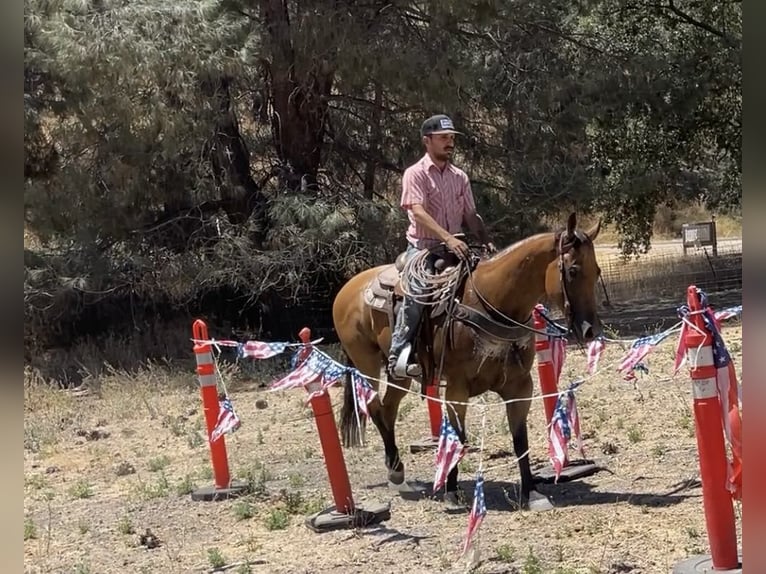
400, 154, 477, 249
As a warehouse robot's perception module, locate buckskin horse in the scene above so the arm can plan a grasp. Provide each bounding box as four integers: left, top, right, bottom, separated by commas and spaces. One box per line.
331, 212, 603, 511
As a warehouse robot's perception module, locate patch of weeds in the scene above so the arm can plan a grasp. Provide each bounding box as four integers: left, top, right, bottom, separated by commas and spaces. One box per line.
397, 400, 415, 420
74, 561, 91, 574
651, 444, 666, 459
495, 543, 514, 562
288, 473, 305, 488
241, 464, 269, 498
685, 526, 700, 539
147, 455, 171, 472
281, 489, 305, 514
300, 496, 326, 516
134, 473, 170, 500
256, 429, 264, 445
186, 429, 204, 449
25, 474, 48, 492
68, 480, 94, 499
303, 446, 315, 459
522, 547, 543, 574
678, 414, 695, 437
176, 474, 196, 495
78, 520, 90, 534
162, 414, 186, 437
458, 458, 476, 474
244, 535, 261, 554
615, 417, 624, 430
24, 516, 37, 540
264, 507, 290, 530
233, 499, 255, 521
236, 562, 253, 574
198, 465, 214, 480
117, 515, 135, 535
627, 426, 643, 443
207, 547, 226, 569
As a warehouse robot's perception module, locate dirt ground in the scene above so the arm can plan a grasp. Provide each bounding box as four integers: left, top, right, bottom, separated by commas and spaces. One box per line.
23, 318, 743, 574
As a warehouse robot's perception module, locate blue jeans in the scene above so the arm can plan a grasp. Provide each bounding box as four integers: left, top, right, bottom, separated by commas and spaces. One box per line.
388, 244, 438, 370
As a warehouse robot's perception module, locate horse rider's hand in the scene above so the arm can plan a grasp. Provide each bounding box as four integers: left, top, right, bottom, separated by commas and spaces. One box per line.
484, 242, 497, 255
446, 235, 470, 260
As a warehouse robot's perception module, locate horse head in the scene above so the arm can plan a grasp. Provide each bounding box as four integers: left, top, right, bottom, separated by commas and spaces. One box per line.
545, 212, 603, 343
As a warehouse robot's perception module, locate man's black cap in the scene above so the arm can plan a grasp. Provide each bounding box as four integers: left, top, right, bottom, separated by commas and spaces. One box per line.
420, 114, 463, 137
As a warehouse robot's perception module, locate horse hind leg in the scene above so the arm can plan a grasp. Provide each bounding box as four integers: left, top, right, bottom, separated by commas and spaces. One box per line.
337, 345, 416, 494
503, 373, 554, 512
379, 374, 424, 494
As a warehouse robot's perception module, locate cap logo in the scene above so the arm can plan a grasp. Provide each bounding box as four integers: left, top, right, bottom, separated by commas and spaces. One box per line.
439, 118, 454, 129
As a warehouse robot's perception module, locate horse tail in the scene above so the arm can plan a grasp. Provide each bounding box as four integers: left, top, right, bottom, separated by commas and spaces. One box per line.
339, 352, 366, 448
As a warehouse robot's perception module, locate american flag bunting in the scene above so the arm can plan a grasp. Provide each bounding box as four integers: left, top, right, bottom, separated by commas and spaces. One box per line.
210, 396, 241, 443
586, 337, 605, 374
461, 472, 487, 555
433, 413, 465, 492
240, 340, 288, 359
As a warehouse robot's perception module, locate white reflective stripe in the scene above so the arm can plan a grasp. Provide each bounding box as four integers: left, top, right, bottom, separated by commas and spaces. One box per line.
692, 377, 718, 399
199, 373, 217, 387
536, 349, 552, 363
535, 333, 547, 343
195, 350, 213, 365
686, 345, 714, 369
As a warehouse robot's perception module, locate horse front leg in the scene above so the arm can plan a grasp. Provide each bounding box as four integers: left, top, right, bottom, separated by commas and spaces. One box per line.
504, 373, 554, 512
442, 383, 469, 510
374, 378, 419, 494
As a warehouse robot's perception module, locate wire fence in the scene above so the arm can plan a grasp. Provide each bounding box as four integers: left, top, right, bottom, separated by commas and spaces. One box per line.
596, 242, 742, 336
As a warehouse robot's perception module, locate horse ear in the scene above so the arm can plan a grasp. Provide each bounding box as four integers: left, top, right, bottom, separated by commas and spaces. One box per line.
566, 212, 577, 237
585, 218, 602, 242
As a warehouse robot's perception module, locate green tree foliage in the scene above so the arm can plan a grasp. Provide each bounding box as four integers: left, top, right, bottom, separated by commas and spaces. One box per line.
24, 0, 741, 356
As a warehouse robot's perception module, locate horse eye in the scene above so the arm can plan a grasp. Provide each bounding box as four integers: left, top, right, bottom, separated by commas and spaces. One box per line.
567, 265, 579, 279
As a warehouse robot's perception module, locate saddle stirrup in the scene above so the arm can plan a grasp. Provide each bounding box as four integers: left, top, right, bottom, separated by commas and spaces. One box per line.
393, 343, 422, 378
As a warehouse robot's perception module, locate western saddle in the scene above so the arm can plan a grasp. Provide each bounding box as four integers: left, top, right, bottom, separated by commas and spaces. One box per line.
363, 248, 463, 386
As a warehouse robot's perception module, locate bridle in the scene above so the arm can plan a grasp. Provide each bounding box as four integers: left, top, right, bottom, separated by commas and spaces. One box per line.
556, 230, 611, 341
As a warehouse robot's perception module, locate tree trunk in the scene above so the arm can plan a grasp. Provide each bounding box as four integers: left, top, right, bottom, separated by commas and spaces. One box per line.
201, 74, 268, 242
261, 0, 335, 192
363, 82, 383, 199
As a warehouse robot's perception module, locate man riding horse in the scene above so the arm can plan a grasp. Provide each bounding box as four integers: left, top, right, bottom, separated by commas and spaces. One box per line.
388, 114, 497, 379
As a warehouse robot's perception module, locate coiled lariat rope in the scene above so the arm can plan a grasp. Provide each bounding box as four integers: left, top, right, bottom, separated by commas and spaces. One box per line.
399, 248, 466, 306
398, 247, 469, 389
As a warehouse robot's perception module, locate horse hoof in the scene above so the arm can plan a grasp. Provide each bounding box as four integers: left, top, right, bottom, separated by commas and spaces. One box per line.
387, 478, 423, 500
443, 491, 468, 513
527, 490, 554, 512
388, 469, 405, 485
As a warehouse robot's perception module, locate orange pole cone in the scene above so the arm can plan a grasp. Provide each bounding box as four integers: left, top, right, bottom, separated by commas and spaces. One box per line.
298, 328, 355, 514
682, 286, 739, 569
190, 320, 246, 501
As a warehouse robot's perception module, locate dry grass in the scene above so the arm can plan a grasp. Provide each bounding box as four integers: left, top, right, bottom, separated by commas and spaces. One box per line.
24, 314, 744, 573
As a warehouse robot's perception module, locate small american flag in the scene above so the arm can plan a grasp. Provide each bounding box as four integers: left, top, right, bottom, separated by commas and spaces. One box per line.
617, 330, 672, 380
548, 383, 584, 482
549, 335, 567, 382
699, 295, 742, 500
433, 413, 465, 492
240, 340, 288, 359
714, 305, 742, 322
210, 396, 241, 443
268, 349, 322, 392
586, 337, 605, 374
461, 472, 487, 555
352, 371, 377, 418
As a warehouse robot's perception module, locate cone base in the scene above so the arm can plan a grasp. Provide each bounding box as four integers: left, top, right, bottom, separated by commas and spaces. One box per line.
672, 554, 741, 573
190, 480, 249, 502
305, 501, 391, 532
533, 459, 604, 484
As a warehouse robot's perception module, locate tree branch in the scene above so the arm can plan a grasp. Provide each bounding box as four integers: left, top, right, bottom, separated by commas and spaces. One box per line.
665, 0, 736, 45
